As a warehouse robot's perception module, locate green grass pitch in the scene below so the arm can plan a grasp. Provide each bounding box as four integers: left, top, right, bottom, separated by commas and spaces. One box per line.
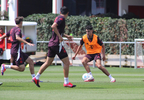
0, 65, 144, 100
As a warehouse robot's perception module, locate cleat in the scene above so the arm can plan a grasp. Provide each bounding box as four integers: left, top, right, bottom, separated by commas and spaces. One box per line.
39, 80, 43, 82
1, 64, 6, 76
110, 78, 116, 83
84, 78, 94, 82
32, 77, 40, 87
32, 80, 43, 82
63, 82, 76, 88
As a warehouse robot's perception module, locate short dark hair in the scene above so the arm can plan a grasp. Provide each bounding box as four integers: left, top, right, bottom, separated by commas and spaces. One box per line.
85, 25, 93, 30
15, 16, 23, 24
0, 28, 3, 31
60, 6, 69, 14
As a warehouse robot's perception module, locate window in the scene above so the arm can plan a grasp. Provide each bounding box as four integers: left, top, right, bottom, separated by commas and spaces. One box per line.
92, 0, 106, 15
95, 0, 105, 8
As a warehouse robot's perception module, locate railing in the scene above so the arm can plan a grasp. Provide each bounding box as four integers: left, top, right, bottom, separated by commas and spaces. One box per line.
37, 38, 136, 68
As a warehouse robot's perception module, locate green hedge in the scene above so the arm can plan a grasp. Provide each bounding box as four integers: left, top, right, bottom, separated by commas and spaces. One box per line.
24, 13, 144, 54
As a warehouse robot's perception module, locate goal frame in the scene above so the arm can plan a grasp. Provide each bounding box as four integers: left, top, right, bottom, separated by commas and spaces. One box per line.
134, 39, 144, 69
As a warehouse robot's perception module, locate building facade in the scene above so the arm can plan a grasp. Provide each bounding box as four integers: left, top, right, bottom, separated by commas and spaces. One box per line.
0, 0, 144, 21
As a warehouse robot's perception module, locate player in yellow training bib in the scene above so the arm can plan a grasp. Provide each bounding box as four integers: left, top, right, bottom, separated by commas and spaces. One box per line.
72, 25, 116, 83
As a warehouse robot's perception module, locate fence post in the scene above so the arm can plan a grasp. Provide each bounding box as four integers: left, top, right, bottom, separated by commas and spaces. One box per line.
119, 43, 121, 68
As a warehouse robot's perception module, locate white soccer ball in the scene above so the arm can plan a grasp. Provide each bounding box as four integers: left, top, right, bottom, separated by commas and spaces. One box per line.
82, 73, 91, 81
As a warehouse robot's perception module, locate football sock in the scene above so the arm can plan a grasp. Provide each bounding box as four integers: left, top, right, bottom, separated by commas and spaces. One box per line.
88, 72, 94, 78
5, 65, 11, 69
64, 77, 69, 84
108, 74, 113, 80
88, 72, 92, 75
35, 73, 41, 80
31, 74, 35, 78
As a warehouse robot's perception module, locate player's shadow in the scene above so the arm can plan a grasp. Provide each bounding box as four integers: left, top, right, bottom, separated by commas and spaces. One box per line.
2, 85, 23, 87
77, 87, 106, 89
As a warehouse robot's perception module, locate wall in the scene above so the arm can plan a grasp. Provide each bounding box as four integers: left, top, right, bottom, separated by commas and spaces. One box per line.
119, 0, 144, 16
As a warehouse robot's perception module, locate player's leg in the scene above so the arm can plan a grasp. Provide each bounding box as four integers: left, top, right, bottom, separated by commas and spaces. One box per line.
1, 55, 16, 75
35, 47, 55, 76
25, 57, 35, 77
61, 57, 70, 78
81, 56, 94, 82
96, 59, 110, 75
38, 57, 54, 74
1, 62, 25, 75
82, 57, 91, 73
61, 57, 76, 88
59, 46, 76, 88
33, 47, 55, 87
10, 55, 14, 65
96, 59, 116, 83
33, 56, 54, 87
11, 64, 25, 71
1, 52, 28, 75
25, 57, 34, 74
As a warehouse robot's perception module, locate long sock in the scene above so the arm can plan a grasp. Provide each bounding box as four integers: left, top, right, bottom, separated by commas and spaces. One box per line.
31, 74, 35, 78
64, 77, 69, 84
88, 72, 92, 75
108, 74, 113, 80
5, 65, 11, 69
88, 72, 94, 78
35, 73, 41, 80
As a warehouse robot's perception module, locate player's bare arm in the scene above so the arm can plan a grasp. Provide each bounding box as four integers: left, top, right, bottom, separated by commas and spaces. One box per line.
63, 34, 73, 41
16, 35, 34, 46
51, 22, 63, 42
101, 44, 106, 61
72, 45, 83, 60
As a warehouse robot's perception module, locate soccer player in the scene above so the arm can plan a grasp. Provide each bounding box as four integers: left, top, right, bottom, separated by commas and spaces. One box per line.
33, 6, 76, 88
0, 28, 13, 65
0, 17, 36, 79
72, 25, 116, 83
0, 28, 5, 54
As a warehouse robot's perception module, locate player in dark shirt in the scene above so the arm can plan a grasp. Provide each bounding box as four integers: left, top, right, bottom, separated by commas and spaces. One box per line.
72, 25, 116, 83
0, 17, 36, 80
33, 6, 76, 88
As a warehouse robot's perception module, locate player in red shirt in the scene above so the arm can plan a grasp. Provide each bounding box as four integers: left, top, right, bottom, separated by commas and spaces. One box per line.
0, 17, 36, 81
33, 6, 76, 88
0, 28, 5, 54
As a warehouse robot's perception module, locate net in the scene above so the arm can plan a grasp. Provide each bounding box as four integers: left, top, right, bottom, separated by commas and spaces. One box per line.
135, 39, 144, 68
54, 38, 96, 67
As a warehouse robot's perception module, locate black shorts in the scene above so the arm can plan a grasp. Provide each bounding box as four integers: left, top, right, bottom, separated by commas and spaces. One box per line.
11, 51, 29, 66
47, 46, 68, 59
85, 53, 101, 62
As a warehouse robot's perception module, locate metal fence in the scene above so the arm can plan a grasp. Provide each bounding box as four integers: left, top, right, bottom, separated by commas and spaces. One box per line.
37, 38, 136, 68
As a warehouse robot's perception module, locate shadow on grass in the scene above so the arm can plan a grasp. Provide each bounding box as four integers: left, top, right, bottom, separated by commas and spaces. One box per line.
2, 85, 24, 87
76, 87, 106, 89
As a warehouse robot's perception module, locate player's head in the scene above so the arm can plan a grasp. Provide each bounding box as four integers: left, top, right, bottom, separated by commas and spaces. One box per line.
15, 16, 23, 27
0, 28, 4, 34
85, 25, 93, 38
60, 6, 69, 16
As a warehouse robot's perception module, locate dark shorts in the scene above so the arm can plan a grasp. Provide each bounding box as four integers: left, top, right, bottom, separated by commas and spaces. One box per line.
85, 53, 101, 62
11, 51, 29, 66
47, 46, 68, 59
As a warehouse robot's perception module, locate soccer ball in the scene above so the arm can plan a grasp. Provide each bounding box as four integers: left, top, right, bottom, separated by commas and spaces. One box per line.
82, 73, 91, 81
